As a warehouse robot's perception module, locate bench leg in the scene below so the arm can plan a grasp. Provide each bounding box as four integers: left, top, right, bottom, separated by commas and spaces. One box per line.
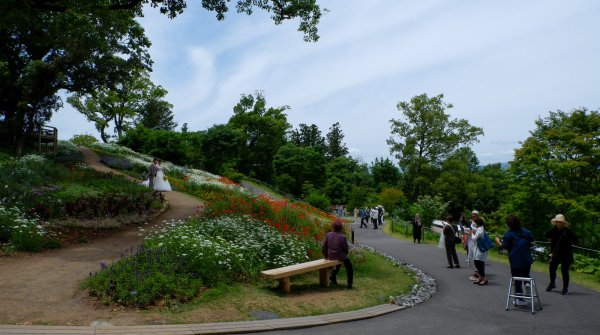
319, 268, 330, 287
278, 277, 291, 293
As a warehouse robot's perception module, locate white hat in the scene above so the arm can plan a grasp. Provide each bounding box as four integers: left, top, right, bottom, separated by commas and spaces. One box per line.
551, 214, 568, 225
472, 210, 479, 215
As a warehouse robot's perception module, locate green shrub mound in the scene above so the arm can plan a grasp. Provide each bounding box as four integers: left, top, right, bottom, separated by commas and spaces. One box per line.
86, 214, 311, 307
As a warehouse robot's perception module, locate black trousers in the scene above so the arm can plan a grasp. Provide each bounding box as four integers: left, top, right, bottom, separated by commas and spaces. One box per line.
549, 258, 572, 290
331, 258, 354, 285
360, 217, 368, 228
474, 260, 485, 277
445, 242, 459, 267
511, 266, 531, 295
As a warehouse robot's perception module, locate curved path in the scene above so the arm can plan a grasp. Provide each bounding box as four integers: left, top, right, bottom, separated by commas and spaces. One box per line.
2, 149, 599, 334
0, 148, 203, 325
261, 225, 600, 335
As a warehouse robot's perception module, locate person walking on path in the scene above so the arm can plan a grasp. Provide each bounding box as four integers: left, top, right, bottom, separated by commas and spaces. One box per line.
471, 217, 489, 285
322, 220, 354, 289
412, 213, 422, 243
371, 207, 379, 229
359, 208, 368, 228
495, 214, 534, 306
545, 214, 577, 295
443, 216, 461, 268
148, 158, 158, 188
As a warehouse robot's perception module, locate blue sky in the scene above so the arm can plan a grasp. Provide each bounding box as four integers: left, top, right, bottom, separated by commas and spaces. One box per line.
51, 0, 600, 165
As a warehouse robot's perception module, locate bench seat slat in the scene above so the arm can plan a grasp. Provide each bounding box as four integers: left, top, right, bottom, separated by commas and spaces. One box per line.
261, 259, 342, 279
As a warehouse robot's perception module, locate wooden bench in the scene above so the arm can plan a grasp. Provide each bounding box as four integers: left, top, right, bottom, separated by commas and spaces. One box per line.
261, 259, 342, 293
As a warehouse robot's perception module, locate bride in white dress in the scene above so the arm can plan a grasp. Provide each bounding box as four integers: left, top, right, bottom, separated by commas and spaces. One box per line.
153, 162, 172, 191
141, 160, 172, 191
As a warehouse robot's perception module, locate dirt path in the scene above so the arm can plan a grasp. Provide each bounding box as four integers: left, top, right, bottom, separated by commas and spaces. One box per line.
0, 148, 203, 326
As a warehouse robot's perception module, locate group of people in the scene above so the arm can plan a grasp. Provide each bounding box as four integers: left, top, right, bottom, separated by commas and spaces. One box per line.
358, 205, 385, 229
142, 158, 172, 192
432, 209, 577, 302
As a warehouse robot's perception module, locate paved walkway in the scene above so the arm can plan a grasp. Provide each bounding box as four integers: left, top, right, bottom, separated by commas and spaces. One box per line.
2, 197, 600, 334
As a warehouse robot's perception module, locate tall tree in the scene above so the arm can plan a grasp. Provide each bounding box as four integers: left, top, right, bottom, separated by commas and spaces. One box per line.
289, 123, 325, 153
506, 108, 600, 246
325, 122, 348, 160
0, 0, 151, 153
370, 157, 402, 192
227, 91, 291, 181
134, 80, 177, 131
387, 93, 483, 200
273, 143, 326, 196
67, 73, 165, 142
1, 0, 323, 154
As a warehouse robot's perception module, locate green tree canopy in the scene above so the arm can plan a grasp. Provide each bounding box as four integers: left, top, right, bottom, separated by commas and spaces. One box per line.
273, 143, 326, 196
289, 123, 325, 153
370, 157, 402, 192
506, 108, 600, 246
227, 91, 291, 181
387, 93, 483, 200
1, 0, 151, 153
325, 121, 349, 160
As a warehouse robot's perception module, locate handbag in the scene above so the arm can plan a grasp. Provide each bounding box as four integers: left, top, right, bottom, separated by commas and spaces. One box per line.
448, 224, 461, 244
477, 231, 494, 252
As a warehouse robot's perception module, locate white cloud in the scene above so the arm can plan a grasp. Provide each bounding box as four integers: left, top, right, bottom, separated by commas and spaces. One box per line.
50, 0, 600, 166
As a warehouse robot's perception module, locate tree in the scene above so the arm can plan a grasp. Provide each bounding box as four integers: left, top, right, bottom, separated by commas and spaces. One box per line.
387, 93, 484, 200
1, 0, 323, 154
505, 108, 600, 246
1, 0, 151, 153
325, 122, 348, 160
273, 143, 326, 196
200, 124, 245, 175
67, 73, 166, 142
135, 81, 177, 131
289, 123, 325, 153
227, 91, 291, 181
377, 188, 407, 217
412, 195, 449, 230
370, 157, 402, 192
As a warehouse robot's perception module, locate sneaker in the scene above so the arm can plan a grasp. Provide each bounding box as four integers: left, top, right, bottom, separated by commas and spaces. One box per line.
561, 289, 569, 295
454, 265, 461, 268
525, 283, 531, 295
546, 283, 556, 292
513, 299, 528, 307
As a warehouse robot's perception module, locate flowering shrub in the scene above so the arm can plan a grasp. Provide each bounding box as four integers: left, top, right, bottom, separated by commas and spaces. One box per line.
0, 205, 47, 251
84, 245, 203, 307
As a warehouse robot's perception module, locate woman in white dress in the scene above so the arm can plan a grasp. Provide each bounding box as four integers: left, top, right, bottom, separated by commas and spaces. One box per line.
152, 161, 172, 191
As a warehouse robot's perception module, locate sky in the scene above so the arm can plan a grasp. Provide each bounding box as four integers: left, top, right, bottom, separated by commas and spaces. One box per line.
50, 0, 600, 166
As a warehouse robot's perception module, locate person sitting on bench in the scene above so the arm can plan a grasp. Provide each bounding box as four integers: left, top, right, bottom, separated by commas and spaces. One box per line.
322, 220, 354, 289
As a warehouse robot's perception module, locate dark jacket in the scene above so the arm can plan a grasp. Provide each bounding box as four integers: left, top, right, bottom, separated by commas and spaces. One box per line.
501, 228, 534, 269
443, 223, 458, 243
545, 227, 577, 263
322, 231, 349, 261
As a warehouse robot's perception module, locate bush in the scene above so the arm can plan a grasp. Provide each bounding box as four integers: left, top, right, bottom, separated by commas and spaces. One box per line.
84, 246, 203, 307
305, 192, 331, 211
100, 155, 133, 170
69, 134, 98, 147
0, 206, 47, 252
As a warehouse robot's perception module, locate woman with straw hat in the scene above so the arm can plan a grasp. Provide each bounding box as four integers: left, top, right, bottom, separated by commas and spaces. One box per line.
544, 214, 578, 295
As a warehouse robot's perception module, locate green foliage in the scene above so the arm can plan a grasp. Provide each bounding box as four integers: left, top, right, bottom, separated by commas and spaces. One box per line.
228, 91, 291, 182
377, 188, 406, 216
504, 108, 600, 246
572, 253, 600, 280
69, 134, 98, 147
305, 192, 331, 212
0, 206, 47, 252
273, 143, 326, 196
388, 93, 483, 201
412, 195, 448, 228
84, 246, 203, 307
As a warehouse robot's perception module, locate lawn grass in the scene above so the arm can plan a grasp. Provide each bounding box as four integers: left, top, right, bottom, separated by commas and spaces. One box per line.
135, 251, 416, 324
384, 219, 600, 293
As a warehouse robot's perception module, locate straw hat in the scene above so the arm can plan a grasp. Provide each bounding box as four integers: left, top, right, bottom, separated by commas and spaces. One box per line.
551, 214, 568, 225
